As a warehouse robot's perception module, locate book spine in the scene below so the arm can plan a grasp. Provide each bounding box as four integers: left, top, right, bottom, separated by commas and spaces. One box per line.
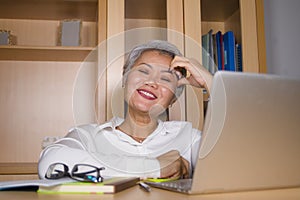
223, 31, 236, 71
235, 43, 243, 72
208, 29, 216, 74
202, 31, 210, 71
215, 31, 223, 71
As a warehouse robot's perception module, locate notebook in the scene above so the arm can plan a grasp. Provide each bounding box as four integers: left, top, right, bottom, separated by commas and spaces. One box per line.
0, 177, 139, 194
38, 177, 139, 194
145, 71, 300, 194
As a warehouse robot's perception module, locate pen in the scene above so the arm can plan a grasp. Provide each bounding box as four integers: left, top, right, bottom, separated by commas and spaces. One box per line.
139, 182, 151, 192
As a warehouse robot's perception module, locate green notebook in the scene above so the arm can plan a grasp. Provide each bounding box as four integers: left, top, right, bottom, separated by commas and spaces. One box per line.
38, 177, 139, 194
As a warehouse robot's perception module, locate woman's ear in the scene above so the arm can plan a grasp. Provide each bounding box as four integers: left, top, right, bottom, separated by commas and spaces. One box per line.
122, 71, 130, 88
169, 96, 177, 107
122, 76, 127, 88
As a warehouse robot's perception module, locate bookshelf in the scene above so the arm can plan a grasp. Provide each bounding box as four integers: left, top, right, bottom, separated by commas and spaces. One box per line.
0, 0, 97, 61
0, 0, 266, 180
0, 0, 99, 180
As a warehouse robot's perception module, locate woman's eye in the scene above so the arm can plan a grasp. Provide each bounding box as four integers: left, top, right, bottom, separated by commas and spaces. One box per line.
138, 69, 149, 74
160, 77, 171, 82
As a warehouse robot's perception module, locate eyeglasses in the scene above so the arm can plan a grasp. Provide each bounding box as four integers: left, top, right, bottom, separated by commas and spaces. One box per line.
45, 163, 105, 183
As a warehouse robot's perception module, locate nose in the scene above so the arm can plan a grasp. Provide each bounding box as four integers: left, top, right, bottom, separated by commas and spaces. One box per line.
144, 77, 158, 88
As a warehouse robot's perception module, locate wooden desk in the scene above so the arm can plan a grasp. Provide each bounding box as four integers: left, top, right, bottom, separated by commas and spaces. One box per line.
0, 185, 300, 200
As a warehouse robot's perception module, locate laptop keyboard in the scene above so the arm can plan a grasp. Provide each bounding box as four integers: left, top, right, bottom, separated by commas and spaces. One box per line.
146, 179, 192, 193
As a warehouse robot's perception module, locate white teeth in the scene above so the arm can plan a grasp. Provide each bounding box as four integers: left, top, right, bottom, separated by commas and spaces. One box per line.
140, 90, 155, 98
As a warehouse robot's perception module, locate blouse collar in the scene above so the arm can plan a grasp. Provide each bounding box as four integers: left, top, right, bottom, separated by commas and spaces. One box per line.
94, 117, 171, 142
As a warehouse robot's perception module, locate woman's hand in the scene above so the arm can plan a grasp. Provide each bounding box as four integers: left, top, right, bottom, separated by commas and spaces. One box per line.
157, 150, 190, 179
171, 56, 213, 94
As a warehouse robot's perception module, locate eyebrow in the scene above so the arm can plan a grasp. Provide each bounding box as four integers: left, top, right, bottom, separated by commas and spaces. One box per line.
140, 62, 173, 74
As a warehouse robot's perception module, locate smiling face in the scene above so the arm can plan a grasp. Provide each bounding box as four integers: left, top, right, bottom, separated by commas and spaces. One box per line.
124, 50, 180, 118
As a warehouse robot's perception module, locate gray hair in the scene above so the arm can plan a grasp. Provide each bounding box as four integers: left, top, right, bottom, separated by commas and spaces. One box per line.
123, 40, 185, 99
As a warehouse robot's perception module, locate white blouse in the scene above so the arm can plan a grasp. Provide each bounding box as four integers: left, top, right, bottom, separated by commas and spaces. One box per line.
38, 117, 201, 179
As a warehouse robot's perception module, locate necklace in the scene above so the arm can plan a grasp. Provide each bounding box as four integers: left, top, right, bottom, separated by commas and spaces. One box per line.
115, 126, 146, 143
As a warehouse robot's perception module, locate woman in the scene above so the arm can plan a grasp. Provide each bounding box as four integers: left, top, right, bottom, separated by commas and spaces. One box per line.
38, 40, 212, 180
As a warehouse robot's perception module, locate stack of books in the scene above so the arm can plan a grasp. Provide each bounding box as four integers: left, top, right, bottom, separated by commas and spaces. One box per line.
202, 29, 242, 74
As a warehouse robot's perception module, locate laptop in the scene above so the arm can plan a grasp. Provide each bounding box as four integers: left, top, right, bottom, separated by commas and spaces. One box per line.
145, 71, 300, 194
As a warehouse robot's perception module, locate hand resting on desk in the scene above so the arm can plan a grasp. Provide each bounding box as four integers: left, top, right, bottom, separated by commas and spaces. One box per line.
157, 150, 190, 179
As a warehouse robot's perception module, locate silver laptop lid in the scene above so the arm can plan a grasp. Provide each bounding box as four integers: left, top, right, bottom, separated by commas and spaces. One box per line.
191, 71, 300, 194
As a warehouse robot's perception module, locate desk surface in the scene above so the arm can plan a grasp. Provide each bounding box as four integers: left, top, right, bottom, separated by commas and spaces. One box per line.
0, 185, 300, 200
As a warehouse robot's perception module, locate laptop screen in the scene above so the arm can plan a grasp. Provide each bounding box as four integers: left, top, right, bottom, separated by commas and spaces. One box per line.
191, 71, 300, 194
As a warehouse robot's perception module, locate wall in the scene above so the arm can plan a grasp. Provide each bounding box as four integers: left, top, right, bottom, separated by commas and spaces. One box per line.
264, 0, 300, 78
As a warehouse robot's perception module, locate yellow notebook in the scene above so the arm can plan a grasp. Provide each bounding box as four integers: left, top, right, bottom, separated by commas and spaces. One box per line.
38, 177, 139, 194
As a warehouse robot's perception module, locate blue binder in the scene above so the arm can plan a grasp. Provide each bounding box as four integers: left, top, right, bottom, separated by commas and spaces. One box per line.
223, 31, 236, 71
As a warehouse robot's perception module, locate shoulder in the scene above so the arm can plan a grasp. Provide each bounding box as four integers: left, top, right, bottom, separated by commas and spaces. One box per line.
63, 117, 123, 151
72, 123, 98, 132
162, 120, 201, 136
68, 117, 124, 135
162, 120, 194, 130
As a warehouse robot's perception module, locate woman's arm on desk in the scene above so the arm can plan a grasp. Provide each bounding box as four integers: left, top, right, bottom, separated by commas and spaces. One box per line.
38, 128, 192, 179
38, 136, 161, 179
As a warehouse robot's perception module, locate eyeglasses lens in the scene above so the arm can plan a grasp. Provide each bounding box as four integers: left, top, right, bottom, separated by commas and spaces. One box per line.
72, 164, 104, 183
45, 163, 68, 179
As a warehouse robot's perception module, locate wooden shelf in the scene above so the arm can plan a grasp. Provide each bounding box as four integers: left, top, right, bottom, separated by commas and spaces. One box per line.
0, 19, 97, 48
0, 45, 95, 61
201, 0, 239, 21
0, 45, 94, 51
125, 0, 166, 19
0, 0, 98, 21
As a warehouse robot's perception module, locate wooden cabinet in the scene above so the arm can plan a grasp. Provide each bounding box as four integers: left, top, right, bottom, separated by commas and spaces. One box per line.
0, 0, 266, 180
0, 0, 99, 180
